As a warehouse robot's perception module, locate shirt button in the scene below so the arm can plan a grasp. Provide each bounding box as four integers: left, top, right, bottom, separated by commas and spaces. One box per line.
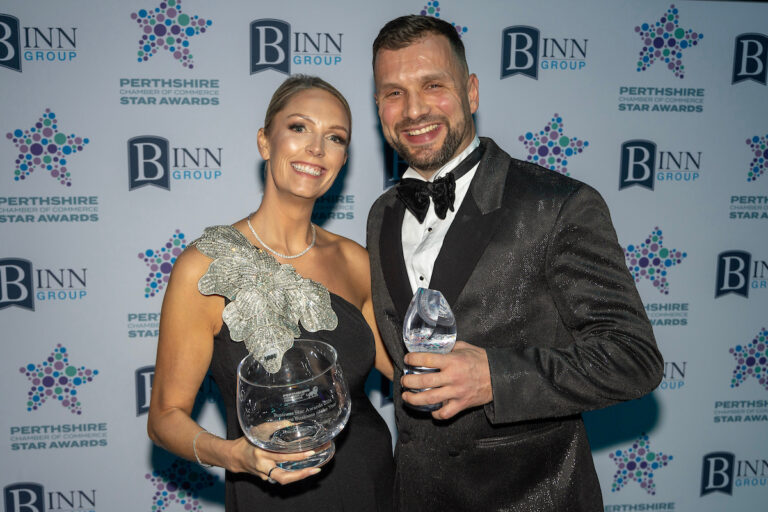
419, 276, 424, 281
427, 227, 433, 232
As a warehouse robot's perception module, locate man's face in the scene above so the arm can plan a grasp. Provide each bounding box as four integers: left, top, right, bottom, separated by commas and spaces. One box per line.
374, 34, 478, 176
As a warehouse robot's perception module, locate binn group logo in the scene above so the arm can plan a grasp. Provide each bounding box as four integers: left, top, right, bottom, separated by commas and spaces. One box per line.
128, 136, 223, 191
138, 230, 187, 298
146, 459, 216, 512
634, 4, 702, 79
518, 114, 588, 176
6, 109, 89, 187
131, 0, 212, 69
250, 19, 343, 75
732, 33, 767, 85
501, 26, 588, 80
624, 227, 687, 295
19, 344, 98, 415
730, 327, 768, 391
0, 13, 79, 73
619, 140, 702, 190
701, 451, 768, 495
0, 259, 88, 311
715, 250, 768, 298
608, 434, 673, 495
4, 483, 97, 512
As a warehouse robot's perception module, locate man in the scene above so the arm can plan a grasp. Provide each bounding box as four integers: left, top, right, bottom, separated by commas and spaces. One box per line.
366, 15, 664, 512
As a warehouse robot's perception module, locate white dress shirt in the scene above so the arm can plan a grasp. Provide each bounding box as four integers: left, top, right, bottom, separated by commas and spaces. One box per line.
401, 136, 481, 293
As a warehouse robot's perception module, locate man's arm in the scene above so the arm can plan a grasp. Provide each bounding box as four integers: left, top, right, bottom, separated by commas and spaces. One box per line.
403, 184, 663, 422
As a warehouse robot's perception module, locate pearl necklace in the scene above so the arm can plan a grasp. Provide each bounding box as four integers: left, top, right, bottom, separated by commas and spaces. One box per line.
247, 214, 316, 260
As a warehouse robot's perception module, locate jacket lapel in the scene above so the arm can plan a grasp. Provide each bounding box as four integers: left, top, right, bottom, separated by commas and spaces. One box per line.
379, 202, 412, 325
428, 138, 509, 307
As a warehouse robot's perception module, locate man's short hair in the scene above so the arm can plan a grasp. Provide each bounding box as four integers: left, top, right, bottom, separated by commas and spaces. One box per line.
372, 15, 468, 77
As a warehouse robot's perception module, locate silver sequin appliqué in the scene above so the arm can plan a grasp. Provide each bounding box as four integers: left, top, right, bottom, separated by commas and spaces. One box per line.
193, 225, 338, 373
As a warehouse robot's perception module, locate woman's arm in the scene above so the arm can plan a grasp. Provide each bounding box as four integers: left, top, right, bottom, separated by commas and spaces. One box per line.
147, 246, 320, 484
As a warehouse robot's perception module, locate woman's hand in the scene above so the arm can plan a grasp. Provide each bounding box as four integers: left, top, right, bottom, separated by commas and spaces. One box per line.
227, 436, 330, 485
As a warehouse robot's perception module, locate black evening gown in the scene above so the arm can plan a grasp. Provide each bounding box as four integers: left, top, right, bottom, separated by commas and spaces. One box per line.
209, 293, 394, 511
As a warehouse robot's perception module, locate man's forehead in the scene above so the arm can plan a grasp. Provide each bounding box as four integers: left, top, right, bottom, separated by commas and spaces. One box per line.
374, 35, 460, 79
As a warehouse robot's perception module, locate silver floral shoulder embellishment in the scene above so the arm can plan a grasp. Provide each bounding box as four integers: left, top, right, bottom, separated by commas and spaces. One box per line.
193, 225, 338, 373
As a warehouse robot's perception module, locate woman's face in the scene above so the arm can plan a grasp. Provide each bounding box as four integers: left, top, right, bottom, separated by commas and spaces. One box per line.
258, 88, 350, 201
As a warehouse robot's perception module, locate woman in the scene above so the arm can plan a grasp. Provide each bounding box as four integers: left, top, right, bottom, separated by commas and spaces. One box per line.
147, 75, 394, 511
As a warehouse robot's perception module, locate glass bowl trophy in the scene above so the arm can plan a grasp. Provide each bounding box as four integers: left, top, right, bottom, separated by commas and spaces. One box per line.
402, 288, 457, 412
236, 339, 350, 470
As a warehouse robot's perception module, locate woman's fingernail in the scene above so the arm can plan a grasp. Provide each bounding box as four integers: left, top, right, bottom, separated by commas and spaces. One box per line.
305, 450, 316, 456
310, 468, 321, 474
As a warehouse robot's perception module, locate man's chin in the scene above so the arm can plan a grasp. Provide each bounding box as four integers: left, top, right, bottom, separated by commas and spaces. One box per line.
396, 146, 446, 173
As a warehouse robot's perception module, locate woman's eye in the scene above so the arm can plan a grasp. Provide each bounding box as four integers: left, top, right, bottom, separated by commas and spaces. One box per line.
329, 134, 347, 145
289, 123, 306, 133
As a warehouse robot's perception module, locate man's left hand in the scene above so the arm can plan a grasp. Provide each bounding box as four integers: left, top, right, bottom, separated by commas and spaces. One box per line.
401, 341, 493, 420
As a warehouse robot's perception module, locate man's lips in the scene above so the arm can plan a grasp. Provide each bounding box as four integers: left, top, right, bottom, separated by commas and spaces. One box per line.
400, 123, 442, 144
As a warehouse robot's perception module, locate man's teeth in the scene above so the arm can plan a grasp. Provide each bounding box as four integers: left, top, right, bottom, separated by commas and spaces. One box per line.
292, 163, 322, 176
407, 124, 439, 136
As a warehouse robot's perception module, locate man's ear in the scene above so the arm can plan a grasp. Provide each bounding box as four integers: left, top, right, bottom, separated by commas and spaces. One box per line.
467, 73, 479, 114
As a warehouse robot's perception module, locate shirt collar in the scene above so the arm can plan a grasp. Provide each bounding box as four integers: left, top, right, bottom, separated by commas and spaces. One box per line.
401, 136, 481, 183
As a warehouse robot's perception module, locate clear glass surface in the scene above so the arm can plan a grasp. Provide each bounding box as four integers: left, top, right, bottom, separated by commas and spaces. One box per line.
236, 339, 350, 470
402, 288, 457, 412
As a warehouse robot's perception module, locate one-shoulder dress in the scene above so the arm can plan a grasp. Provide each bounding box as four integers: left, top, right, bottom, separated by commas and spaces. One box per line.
209, 293, 395, 511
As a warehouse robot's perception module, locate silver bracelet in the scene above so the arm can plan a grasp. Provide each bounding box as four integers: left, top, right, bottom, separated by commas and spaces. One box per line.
192, 429, 213, 468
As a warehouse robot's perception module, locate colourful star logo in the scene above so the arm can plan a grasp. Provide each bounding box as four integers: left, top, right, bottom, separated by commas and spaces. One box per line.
146, 458, 217, 512
624, 227, 686, 295
634, 4, 702, 79
19, 344, 99, 415
609, 434, 672, 495
138, 229, 187, 298
746, 134, 767, 183
420, 2, 468, 38
518, 114, 588, 176
131, 0, 212, 69
730, 328, 768, 390
6, 108, 89, 187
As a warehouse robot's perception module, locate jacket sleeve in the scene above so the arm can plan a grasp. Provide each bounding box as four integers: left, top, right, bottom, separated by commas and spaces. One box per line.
483, 183, 663, 424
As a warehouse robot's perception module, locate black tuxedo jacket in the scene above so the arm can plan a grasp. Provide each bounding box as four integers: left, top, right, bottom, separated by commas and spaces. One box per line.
366, 138, 663, 511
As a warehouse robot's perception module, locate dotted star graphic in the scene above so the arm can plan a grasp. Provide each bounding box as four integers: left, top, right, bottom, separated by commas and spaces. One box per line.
131, 0, 212, 69
609, 434, 672, 495
730, 328, 768, 390
624, 227, 686, 295
746, 134, 767, 183
138, 229, 187, 298
146, 459, 217, 512
518, 114, 588, 176
634, 4, 702, 79
420, 2, 468, 38
18, 344, 99, 415
6, 108, 89, 187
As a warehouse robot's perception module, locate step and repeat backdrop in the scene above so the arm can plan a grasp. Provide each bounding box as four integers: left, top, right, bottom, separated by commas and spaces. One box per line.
1, 0, 767, 511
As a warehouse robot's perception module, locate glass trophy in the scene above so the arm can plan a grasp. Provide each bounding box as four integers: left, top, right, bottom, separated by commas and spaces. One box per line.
402, 287, 457, 412
236, 339, 350, 470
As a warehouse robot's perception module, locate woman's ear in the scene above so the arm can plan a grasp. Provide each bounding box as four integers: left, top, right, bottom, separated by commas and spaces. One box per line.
257, 128, 270, 160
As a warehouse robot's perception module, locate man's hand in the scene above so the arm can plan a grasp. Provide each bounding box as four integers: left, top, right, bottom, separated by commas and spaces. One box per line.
401, 341, 493, 420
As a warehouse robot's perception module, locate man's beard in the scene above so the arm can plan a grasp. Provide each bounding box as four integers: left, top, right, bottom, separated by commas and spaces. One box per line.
391, 113, 471, 173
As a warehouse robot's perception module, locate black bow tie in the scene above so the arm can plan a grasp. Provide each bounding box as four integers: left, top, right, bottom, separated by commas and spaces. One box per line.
395, 143, 484, 223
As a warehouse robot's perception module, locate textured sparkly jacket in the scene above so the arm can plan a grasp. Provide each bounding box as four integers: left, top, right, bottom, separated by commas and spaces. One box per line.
367, 137, 663, 512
